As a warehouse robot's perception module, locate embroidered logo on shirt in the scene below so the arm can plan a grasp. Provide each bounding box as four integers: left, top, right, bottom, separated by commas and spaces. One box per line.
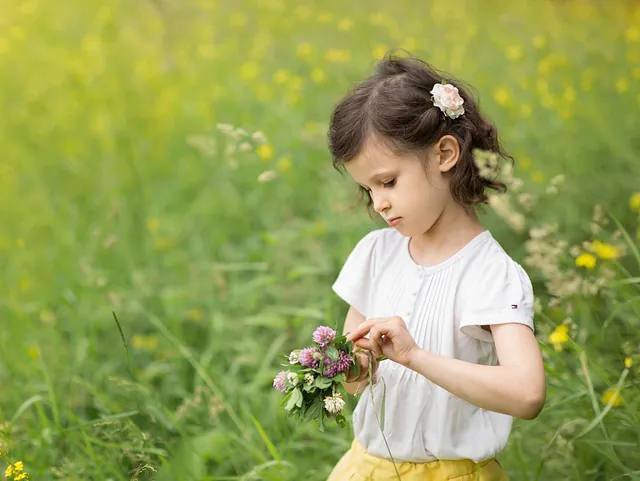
511, 304, 519, 309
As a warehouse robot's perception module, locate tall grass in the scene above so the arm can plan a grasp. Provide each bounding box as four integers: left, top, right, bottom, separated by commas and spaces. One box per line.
0, 0, 639, 479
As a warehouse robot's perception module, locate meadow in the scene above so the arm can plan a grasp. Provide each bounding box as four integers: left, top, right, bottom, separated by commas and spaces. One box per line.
1, 0, 639, 479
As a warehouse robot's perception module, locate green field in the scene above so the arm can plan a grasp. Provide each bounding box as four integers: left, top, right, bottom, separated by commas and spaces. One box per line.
1, 0, 640, 479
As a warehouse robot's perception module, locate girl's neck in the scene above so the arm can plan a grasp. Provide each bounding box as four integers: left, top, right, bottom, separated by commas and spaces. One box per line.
409, 203, 485, 266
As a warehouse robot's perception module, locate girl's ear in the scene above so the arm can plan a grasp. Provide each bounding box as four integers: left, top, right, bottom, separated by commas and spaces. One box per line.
435, 135, 461, 173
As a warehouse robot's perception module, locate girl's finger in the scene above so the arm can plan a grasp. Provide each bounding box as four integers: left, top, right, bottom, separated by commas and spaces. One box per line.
347, 318, 384, 342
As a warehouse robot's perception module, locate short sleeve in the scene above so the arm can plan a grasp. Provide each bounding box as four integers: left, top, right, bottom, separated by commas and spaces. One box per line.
331, 231, 380, 318
459, 257, 535, 342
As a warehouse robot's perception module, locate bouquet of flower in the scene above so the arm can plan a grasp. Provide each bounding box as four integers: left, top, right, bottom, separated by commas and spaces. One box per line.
272, 326, 373, 431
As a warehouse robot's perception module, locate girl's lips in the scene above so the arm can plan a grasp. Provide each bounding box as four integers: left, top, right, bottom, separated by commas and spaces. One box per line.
387, 217, 402, 227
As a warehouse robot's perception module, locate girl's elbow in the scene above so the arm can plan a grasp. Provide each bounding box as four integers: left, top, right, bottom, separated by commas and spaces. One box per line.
516, 387, 546, 420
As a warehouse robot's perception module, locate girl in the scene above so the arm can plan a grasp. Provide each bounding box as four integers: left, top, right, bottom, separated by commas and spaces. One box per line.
326, 53, 546, 480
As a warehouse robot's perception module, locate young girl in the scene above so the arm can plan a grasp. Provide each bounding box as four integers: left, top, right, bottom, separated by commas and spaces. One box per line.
326, 54, 546, 480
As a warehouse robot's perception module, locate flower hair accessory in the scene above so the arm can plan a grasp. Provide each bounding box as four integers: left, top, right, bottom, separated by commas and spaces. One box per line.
430, 81, 465, 119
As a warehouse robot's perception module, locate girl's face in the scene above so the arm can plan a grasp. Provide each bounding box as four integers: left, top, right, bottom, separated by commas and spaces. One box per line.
344, 136, 459, 238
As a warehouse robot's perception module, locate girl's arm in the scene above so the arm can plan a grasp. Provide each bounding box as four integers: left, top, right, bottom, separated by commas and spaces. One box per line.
407, 322, 546, 420
347, 317, 546, 420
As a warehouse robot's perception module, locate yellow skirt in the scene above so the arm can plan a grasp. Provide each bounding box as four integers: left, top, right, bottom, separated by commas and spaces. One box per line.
327, 438, 509, 481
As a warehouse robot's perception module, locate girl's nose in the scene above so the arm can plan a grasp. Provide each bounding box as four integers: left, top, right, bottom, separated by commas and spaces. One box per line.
372, 194, 390, 214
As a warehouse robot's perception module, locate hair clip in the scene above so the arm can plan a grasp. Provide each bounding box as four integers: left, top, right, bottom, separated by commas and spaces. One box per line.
430, 82, 465, 119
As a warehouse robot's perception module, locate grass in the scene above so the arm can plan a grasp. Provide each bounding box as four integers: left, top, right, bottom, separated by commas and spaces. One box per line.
1, 0, 640, 479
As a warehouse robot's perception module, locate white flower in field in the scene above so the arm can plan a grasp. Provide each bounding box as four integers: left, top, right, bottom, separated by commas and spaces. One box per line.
288, 350, 299, 364
234, 128, 248, 138
517, 193, 536, 210
216, 123, 234, 135
287, 372, 299, 386
304, 373, 314, 385
430, 83, 465, 119
252, 131, 267, 144
257, 170, 277, 183
323, 393, 345, 414
238, 142, 252, 152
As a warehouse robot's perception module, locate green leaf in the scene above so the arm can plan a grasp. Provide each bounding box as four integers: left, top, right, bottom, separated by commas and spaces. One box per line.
334, 335, 347, 344
279, 390, 292, 408
336, 383, 348, 399
380, 377, 387, 432
326, 346, 339, 361
285, 388, 302, 412
332, 373, 346, 383
335, 414, 346, 428
315, 376, 333, 389
306, 398, 323, 420
318, 409, 326, 432
349, 358, 360, 379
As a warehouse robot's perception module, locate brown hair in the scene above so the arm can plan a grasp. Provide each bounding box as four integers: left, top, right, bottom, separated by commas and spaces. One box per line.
328, 51, 511, 214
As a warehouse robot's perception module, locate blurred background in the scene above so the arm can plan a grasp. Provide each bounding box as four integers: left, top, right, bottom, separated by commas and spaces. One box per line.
1, 0, 639, 479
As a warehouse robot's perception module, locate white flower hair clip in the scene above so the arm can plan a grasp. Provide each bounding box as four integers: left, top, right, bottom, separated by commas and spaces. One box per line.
430, 82, 465, 119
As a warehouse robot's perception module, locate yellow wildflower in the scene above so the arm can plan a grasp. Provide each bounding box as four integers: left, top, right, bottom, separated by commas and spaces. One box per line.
505, 45, 522, 62
5, 465, 13, 477
277, 156, 292, 173
537, 57, 552, 75
230, 12, 246, 27
624, 357, 633, 369
317, 11, 334, 23
591, 240, 620, 260
273, 69, 290, 85
13, 461, 24, 472
146, 217, 160, 233
311, 69, 326, 84
257, 144, 274, 161
337, 18, 352, 31
132, 335, 158, 350
519, 156, 532, 171
548, 324, 570, 352
296, 42, 312, 60
626, 27, 640, 43
239, 62, 259, 80
615, 78, 628, 94
324, 49, 350, 63
27, 346, 40, 360
629, 192, 640, 211
493, 88, 511, 107
372, 44, 388, 60
531, 171, 545, 183
289, 76, 304, 90
15, 473, 29, 481
563, 87, 576, 103
532, 35, 546, 49
575, 252, 597, 269
601, 388, 624, 407
16, 238, 24, 247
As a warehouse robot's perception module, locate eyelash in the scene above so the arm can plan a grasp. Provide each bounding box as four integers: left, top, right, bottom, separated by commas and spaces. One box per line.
382, 178, 396, 188
363, 179, 396, 193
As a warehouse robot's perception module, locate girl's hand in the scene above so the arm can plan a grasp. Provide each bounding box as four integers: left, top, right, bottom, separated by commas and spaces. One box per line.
345, 349, 379, 384
346, 316, 419, 367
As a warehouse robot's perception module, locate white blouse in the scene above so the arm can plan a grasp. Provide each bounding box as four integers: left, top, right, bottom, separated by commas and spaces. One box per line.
332, 228, 535, 463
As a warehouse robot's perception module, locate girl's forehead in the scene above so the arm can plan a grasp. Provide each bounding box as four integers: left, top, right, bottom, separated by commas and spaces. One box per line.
352, 138, 405, 171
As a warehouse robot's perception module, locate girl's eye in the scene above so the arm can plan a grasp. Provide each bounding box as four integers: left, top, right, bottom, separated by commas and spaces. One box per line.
383, 178, 396, 188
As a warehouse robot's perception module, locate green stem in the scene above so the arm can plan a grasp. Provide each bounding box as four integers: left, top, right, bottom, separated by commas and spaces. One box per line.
367, 351, 402, 481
